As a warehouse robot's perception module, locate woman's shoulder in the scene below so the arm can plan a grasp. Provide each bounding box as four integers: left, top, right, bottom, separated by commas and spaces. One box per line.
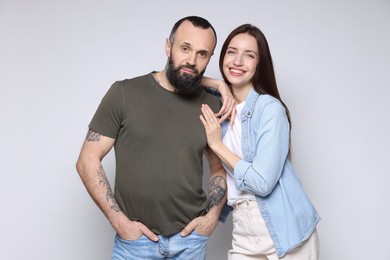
250, 94, 288, 125
257, 94, 285, 112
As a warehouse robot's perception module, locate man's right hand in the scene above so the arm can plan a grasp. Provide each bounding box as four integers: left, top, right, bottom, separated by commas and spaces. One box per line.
116, 218, 159, 242
76, 130, 159, 243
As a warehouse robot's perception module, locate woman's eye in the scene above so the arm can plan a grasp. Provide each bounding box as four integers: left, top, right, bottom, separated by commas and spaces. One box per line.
246, 53, 256, 59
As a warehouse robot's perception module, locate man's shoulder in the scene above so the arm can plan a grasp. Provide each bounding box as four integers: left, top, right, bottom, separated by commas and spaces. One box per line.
114, 73, 152, 87
199, 88, 221, 110
108, 73, 153, 95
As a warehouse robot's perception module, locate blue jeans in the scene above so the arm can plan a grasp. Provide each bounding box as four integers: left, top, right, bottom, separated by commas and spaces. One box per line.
112, 231, 208, 260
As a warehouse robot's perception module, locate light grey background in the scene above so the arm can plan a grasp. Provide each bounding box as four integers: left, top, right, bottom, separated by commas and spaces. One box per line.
1, 0, 389, 259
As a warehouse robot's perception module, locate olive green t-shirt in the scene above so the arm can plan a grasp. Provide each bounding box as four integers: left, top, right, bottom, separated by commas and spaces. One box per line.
89, 73, 220, 235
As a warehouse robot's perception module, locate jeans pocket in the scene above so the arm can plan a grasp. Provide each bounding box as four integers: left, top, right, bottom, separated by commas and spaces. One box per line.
116, 233, 145, 243
113, 234, 155, 259
192, 230, 210, 238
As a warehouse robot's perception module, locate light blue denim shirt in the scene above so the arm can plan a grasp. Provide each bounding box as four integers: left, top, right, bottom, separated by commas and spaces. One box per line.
219, 87, 320, 257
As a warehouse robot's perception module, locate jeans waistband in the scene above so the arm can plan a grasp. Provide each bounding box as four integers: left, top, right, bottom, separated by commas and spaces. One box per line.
232, 200, 257, 210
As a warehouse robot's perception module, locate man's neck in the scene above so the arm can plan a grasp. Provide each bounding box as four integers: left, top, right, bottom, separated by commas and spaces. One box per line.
153, 71, 175, 92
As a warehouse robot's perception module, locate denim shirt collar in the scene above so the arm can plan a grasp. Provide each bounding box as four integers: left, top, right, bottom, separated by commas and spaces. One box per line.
222, 87, 259, 136
240, 87, 259, 120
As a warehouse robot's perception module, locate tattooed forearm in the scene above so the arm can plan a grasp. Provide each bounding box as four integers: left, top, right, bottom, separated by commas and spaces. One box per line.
207, 176, 226, 210
97, 165, 121, 212
86, 129, 101, 142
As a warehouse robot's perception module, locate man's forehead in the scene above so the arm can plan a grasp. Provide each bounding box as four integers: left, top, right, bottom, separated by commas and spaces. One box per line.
174, 21, 216, 51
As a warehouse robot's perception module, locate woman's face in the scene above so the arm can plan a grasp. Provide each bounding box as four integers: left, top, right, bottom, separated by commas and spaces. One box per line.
222, 33, 259, 89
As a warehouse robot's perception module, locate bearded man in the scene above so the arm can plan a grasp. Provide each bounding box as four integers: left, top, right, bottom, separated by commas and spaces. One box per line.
76, 16, 231, 259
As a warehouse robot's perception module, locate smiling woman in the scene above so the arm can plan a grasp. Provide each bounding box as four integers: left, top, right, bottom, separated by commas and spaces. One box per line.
222, 33, 259, 101
200, 24, 320, 259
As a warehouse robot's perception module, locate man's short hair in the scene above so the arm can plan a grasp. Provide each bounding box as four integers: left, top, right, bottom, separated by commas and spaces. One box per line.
169, 16, 217, 45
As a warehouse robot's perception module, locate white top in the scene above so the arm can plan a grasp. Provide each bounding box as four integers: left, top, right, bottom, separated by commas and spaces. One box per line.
222, 101, 255, 206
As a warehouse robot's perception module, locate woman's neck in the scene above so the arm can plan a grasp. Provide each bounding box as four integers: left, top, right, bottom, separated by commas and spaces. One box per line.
232, 85, 251, 104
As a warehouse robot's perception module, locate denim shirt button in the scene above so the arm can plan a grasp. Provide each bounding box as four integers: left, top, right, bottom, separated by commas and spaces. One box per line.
246, 111, 252, 117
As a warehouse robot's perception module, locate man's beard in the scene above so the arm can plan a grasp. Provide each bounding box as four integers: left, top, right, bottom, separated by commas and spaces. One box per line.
165, 57, 205, 96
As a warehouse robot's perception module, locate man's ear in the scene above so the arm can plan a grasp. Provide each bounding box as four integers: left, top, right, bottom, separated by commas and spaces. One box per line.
165, 38, 171, 58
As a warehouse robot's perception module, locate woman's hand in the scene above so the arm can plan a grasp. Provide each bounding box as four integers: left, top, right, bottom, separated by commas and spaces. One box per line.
201, 77, 236, 125
214, 81, 236, 125
200, 104, 241, 170
200, 104, 223, 149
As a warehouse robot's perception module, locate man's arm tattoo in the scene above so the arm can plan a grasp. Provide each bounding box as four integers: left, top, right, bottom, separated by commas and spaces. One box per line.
86, 129, 101, 142
208, 176, 226, 210
97, 165, 121, 212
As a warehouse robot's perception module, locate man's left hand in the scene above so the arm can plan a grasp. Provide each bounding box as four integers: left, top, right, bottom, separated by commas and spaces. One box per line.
180, 215, 218, 237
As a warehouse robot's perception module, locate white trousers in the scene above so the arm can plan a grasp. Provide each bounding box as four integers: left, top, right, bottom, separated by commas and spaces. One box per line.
228, 200, 319, 260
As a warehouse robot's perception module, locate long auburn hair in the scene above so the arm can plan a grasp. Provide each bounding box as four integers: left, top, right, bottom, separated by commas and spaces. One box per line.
219, 24, 292, 156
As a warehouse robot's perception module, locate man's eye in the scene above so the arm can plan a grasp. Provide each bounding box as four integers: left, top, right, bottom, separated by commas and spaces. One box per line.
198, 52, 207, 58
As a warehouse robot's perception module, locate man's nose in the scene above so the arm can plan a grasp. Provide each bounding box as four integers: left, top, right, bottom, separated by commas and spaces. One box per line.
186, 53, 197, 66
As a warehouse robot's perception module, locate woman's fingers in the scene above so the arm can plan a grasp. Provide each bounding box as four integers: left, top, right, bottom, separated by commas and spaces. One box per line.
228, 106, 236, 126
199, 114, 207, 126
201, 104, 218, 125
217, 98, 236, 124
215, 80, 234, 117
216, 99, 228, 117
218, 99, 233, 122
217, 99, 229, 116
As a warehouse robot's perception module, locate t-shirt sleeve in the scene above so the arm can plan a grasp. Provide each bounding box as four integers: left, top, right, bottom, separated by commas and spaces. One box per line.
203, 91, 222, 113
88, 81, 124, 139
